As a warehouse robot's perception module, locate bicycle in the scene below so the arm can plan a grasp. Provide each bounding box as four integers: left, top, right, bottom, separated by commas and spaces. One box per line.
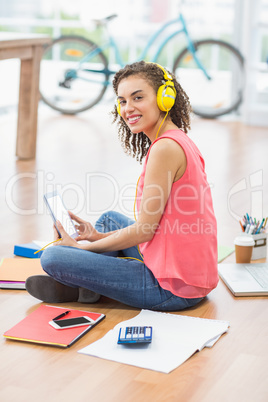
39, 13, 244, 118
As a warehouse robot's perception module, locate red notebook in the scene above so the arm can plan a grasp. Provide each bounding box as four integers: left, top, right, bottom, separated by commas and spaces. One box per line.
4, 305, 105, 348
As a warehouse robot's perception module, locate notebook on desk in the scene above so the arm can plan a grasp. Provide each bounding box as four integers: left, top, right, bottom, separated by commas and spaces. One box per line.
218, 263, 268, 296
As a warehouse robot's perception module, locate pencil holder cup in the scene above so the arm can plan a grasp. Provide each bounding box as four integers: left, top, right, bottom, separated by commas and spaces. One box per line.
251, 233, 267, 260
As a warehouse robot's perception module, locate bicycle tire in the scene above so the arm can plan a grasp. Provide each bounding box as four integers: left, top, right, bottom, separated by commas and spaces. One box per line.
40, 36, 109, 114
173, 39, 245, 118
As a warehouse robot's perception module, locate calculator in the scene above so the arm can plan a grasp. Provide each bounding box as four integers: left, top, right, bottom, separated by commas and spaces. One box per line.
117, 326, 153, 344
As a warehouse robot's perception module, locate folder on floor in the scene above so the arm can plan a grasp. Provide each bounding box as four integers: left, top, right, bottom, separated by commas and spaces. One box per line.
0, 257, 45, 289
4, 305, 105, 348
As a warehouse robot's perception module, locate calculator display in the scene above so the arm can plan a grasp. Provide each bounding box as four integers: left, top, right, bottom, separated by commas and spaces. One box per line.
118, 326, 152, 344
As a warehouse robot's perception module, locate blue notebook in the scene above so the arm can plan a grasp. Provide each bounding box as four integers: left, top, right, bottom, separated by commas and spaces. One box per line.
14, 243, 42, 258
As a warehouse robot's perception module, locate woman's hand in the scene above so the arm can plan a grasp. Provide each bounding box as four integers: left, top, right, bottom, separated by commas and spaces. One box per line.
68, 211, 100, 242
53, 221, 81, 249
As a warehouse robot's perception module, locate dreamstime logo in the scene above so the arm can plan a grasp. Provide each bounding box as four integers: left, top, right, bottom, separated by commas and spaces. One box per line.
227, 170, 264, 221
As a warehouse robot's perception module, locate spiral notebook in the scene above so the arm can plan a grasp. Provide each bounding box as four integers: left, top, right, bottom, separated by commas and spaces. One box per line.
79, 310, 229, 373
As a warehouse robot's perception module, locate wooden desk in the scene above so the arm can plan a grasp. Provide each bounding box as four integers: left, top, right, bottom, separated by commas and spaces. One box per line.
0, 33, 51, 159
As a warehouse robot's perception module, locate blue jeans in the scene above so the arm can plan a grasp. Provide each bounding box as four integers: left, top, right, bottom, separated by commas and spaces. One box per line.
41, 211, 203, 311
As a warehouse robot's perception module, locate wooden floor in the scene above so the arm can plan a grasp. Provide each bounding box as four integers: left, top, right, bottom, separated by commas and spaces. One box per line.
1, 103, 268, 402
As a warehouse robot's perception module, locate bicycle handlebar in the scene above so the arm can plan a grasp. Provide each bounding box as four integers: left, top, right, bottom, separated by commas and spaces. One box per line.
92, 14, 118, 27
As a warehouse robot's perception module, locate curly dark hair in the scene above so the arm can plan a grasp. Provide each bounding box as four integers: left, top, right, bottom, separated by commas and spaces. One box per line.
111, 61, 192, 163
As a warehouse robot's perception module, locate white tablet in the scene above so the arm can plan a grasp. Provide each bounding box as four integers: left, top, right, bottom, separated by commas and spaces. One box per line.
44, 191, 79, 239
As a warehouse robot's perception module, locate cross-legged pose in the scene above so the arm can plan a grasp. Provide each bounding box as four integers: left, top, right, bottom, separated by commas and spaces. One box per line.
26, 61, 218, 311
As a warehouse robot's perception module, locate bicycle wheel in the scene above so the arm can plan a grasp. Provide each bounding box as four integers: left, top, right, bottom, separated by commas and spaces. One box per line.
173, 39, 244, 118
40, 36, 109, 114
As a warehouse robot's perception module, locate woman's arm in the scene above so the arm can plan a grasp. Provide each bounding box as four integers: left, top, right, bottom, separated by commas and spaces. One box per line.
57, 139, 186, 252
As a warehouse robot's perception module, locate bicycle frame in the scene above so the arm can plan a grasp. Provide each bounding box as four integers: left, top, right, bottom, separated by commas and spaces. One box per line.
141, 13, 190, 62
70, 13, 210, 85
147, 14, 210, 79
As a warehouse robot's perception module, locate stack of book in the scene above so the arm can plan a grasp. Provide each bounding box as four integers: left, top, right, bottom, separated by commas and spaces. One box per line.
0, 257, 45, 289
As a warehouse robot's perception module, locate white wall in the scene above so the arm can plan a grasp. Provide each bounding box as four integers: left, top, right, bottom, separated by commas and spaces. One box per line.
236, 0, 268, 126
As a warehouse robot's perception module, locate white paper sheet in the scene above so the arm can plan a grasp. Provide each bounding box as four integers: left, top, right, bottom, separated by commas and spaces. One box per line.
78, 310, 229, 373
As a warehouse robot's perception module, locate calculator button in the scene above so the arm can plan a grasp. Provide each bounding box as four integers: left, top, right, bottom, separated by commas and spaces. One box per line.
145, 327, 151, 337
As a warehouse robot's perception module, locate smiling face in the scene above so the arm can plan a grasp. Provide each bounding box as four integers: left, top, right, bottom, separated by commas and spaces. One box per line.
117, 75, 164, 140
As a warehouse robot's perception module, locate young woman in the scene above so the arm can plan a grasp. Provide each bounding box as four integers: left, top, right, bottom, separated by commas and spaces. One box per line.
26, 61, 218, 311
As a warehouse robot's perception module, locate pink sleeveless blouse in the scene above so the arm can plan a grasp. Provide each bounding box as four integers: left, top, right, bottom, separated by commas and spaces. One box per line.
136, 130, 218, 298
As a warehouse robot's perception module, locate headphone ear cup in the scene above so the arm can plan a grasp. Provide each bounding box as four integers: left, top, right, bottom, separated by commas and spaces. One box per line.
157, 85, 176, 112
117, 100, 121, 116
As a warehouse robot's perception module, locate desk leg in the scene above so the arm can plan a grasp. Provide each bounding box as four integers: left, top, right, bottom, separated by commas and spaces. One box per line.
16, 45, 42, 160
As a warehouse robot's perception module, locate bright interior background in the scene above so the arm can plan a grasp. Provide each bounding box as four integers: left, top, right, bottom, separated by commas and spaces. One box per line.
0, 0, 267, 125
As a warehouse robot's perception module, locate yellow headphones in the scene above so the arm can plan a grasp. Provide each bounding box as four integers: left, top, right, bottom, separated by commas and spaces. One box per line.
117, 63, 176, 116
155, 63, 177, 112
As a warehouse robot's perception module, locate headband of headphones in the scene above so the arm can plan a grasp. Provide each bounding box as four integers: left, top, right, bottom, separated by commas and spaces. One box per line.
117, 62, 176, 116
153, 63, 173, 82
